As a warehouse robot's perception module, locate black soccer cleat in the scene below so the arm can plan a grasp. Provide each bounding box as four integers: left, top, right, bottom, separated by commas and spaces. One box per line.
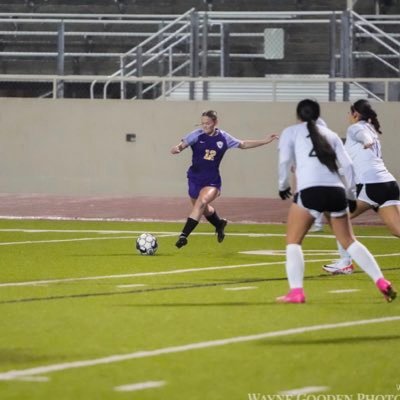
175, 235, 188, 249
216, 219, 228, 243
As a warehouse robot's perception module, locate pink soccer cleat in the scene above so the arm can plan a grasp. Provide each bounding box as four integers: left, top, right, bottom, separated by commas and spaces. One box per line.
376, 278, 397, 303
276, 288, 306, 304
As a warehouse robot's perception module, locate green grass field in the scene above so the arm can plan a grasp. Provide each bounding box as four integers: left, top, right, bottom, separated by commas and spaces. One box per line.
0, 219, 399, 400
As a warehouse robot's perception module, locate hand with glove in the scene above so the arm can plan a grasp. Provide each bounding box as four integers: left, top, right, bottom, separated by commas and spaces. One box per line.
279, 187, 292, 200
348, 199, 357, 213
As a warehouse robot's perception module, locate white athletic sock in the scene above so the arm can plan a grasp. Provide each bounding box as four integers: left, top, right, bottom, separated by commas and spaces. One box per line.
337, 241, 351, 262
286, 244, 304, 289
346, 241, 383, 282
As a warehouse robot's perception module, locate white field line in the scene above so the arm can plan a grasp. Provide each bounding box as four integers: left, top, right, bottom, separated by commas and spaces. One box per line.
0, 233, 284, 247
278, 386, 330, 395
0, 316, 398, 381
0, 215, 393, 227
0, 229, 179, 237
240, 250, 339, 256
0, 261, 287, 288
0, 232, 395, 248
329, 289, 361, 294
0, 236, 136, 246
0, 215, 188, 223
0, 233, 177, 247
0, 229, 144, 234
240, 250, 400, 259
224, 286, 257, 291
116, 284, 147, 289
0, 228, 396, 241
0, 259, 337, 288
114, 380, 166, 392
15, 376, 50, 382
1, 251, 398, 289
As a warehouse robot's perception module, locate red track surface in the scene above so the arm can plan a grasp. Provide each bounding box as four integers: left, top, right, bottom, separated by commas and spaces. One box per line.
0, 193, 382, 225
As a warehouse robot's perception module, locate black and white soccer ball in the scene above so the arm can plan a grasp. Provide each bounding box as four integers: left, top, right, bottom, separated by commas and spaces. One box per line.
136, 233, 158, 256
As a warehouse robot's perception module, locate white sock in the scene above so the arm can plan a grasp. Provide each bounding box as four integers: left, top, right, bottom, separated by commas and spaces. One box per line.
337, 241, 351, 262
286, 244, 304, 289
346, 241, 383, 282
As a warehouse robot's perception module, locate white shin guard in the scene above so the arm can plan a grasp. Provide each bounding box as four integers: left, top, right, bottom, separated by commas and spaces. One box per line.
346, 241, 383, 282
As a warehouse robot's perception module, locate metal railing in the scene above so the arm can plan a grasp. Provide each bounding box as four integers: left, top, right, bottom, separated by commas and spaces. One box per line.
89, 10, 400, 100
0, 74, 398, 101
0, 10, 399, 101
91, 10, 345, 99
351, 11, 400, 75
94, 8, 197, 100
0, 12, 182, 59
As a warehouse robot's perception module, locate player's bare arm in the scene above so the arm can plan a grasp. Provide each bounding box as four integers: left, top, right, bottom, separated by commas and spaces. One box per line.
239, 133, 279, 149
170, 141, 188, 154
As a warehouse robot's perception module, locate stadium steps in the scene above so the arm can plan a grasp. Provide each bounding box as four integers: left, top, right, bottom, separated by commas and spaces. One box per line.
163, 75, 371, 102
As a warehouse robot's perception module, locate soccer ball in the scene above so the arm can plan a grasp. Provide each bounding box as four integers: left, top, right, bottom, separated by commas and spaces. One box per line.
136, 233, 158, 256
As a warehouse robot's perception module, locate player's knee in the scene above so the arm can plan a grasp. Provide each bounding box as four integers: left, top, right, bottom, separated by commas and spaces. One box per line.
196, 197, 209, 210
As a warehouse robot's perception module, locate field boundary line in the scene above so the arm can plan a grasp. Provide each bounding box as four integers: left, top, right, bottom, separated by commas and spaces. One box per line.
0, 259, 329, 288
0, 228, 397, 242
1, 251, 398, 288
0, 261, 286, 287
0, 316, 398, 381
114, 381, 166, 392
0, 236, 137, 246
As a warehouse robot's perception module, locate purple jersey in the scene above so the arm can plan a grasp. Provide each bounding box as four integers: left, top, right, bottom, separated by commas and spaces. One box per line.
183, 128, 241, 187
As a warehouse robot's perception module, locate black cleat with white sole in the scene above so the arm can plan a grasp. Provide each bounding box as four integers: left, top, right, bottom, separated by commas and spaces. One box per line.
175, 236, 188, 249
216, 219, 227, 243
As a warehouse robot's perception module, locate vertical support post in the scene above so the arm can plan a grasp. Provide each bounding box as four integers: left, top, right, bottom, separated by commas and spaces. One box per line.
347, 0, 359, 10
374, 0, 380, 14
120, 56, 126, 100
220, 23, 230, 77
201, 11, 209, 100
57, 20, 65, 98
340, 10, 352, 101
158, 22, 165, 77
385, 80, 389, 101
189, 11, 199, 100
398, 53, 400, 76
329, 12, 336, 101
136, 45, 143, 99
157, 22, 165, 98
161, 79, 166, 99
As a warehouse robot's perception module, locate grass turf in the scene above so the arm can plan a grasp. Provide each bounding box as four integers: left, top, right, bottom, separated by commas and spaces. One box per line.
0, 219, 399, 399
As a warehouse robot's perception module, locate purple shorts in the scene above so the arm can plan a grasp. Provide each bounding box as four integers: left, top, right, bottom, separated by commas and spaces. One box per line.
188, 180, 221, 199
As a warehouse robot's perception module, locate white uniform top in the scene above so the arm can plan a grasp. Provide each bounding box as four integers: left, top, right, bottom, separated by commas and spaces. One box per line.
278, 121, 356, 199
345, 121, 395, 184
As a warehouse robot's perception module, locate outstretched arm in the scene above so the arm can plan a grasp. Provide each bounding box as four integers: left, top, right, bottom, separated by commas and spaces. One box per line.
238, 133, 279, 149
170, 141, 188, 154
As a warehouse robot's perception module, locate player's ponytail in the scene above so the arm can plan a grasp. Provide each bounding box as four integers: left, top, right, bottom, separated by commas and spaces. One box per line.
297, 99, 338, 173
351, 99, 382, 134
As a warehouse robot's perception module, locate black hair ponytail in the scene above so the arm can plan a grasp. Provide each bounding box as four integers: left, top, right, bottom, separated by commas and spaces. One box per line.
351, 99, 382, 134
297, 99, 338, 174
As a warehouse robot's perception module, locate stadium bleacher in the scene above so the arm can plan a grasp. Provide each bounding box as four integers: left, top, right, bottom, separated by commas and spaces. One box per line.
0, 0, 399, 99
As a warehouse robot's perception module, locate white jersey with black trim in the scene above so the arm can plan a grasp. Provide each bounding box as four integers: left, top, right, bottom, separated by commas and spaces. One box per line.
345, 121, 395, 184
278, 122, 356, 198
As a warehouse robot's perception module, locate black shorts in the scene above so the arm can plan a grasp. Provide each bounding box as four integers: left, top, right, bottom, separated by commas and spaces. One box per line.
294, 186, 348, 217
357, 181, 400, 211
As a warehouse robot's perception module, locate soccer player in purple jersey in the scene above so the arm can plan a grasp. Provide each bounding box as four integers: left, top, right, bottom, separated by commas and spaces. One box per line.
170, 110, 278, 248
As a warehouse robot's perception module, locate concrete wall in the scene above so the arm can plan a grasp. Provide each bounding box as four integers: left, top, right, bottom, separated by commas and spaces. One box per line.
0, 99, 399, 198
